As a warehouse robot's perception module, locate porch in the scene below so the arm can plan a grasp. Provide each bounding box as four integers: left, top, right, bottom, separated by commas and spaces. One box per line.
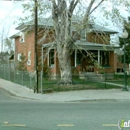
41, 40, 119, 77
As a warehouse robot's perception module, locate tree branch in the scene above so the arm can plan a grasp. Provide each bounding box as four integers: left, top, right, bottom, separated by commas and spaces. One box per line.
72, 0, 79, 13
69, 0, 75, 13
69, 0, 79, 15
83, 0, 95, 23
51, 0, 58, 20
89, 0, 105, 15
58, 0, 67, 15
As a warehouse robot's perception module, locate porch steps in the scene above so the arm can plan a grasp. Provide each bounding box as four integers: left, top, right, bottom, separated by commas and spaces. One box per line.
79, 72, 104, 82
86, 72, 103, 82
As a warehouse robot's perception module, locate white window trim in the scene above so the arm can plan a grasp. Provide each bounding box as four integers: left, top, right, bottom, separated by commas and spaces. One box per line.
98, 50, 100, 64
27, 60, 31, 66
17, 53, 22, 61
19, 32, 25, 43
76, 50, 82, 65
27, 51, 31, 66
28, 51, 31, 60
75, 50, 77, 67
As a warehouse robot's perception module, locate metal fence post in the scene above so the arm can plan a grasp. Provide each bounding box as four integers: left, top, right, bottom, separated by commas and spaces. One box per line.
22, 71, 24, 86
3, 64, 5, 79
30, 74, 31, 88
41, 71, 43, 94
8, 63, 10, 81
14, 69, 15, 83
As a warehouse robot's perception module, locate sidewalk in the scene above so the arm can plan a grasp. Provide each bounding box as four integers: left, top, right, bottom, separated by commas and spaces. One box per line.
0, 78, 130, 102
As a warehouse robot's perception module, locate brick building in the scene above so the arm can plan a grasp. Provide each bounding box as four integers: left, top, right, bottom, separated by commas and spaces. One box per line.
10, 17, 123, 76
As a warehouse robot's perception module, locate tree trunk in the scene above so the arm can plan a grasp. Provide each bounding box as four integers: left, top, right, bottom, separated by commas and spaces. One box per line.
52, 0, 74, 85
57, 43, 72, 85
51, 0, 106, 85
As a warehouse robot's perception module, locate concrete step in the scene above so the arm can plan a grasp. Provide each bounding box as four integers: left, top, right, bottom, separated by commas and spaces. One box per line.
79, 72, 105, 82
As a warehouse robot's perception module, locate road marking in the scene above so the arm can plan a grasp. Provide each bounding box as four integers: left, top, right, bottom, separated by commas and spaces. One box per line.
4, 122, 8, 124
57, 124, 74, 127
102, 124, 118, 127
2, 124, 26, 127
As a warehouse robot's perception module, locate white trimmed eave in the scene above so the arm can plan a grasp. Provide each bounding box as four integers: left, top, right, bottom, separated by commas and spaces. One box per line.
73, 40, 119, 51
42, 42, 56, 48
42, 40, 119, 51
10, 32, 20, 39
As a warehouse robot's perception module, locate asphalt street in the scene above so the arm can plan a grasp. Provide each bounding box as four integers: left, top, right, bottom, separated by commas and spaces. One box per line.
0, 88, 130, 130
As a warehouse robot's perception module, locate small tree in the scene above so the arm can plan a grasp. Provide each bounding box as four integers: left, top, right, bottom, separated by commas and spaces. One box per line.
0, 51, 10, 63
17, 53, 27, 71
119, 17, 130, 64
0, 26, 14, 62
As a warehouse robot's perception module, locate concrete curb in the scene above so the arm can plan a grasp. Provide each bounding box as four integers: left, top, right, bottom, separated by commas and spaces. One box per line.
1, 78, 130, 102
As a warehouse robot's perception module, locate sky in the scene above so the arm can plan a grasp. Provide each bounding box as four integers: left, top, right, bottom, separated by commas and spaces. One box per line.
0, 1, 25, 37
0, 0, 129, 42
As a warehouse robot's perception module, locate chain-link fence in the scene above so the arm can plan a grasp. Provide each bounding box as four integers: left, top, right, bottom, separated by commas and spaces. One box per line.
0, 63, 35, 89
41, 73, 130, 93
0, 63, 130, 93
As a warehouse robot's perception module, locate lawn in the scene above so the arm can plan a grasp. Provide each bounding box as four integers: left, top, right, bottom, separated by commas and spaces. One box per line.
0, 72, 124, 93
41, 77, 121, 93
106, 74, 130, 86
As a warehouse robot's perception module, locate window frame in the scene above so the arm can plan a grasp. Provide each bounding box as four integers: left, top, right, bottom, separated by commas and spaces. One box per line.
17, 53, 22, 61
48, 49, 54, 68
19, 32, 25, 43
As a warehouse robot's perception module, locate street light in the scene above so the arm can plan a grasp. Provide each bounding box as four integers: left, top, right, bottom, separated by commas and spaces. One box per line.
121, 30, 128, 91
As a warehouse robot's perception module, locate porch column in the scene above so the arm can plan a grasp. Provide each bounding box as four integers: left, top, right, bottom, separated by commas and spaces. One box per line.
41, 47, 43, 72
98, 50, 100, 64
75, 49, 77, 67
47, 50, 49, 66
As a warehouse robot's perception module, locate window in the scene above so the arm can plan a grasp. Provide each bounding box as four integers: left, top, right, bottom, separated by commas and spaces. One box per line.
100, 51, 109, 66
27, 51, 31, 65
17, 53, 22, 61
27, 60, 31, 65
19, 32, 25, 43
80, 30, 86, 41
28, 51, 31, 60
76, 50, 82, 64
71, 51, 75, 67
91, 50, 98, 62
49, 49, 54, 67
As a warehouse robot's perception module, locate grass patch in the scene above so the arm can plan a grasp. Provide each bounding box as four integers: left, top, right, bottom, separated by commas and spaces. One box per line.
0, 72, 123, 93
41, 80, 121, 93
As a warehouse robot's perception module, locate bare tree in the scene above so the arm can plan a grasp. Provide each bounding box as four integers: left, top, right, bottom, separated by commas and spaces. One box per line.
51, 0, 106, 84
0, 26, 14, 63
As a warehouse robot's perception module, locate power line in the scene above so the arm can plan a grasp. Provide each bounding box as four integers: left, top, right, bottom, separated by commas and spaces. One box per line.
0, 4, 19, 26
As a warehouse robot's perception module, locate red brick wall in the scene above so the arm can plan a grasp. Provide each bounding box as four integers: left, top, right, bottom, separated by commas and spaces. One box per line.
15, 31, 35, 72
15, 29, 55, 72
87, 33, 110, 44
14, 28, 122, 74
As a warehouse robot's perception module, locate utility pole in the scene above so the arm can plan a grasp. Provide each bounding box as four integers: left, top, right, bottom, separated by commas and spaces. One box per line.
34, 0, 38, 93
